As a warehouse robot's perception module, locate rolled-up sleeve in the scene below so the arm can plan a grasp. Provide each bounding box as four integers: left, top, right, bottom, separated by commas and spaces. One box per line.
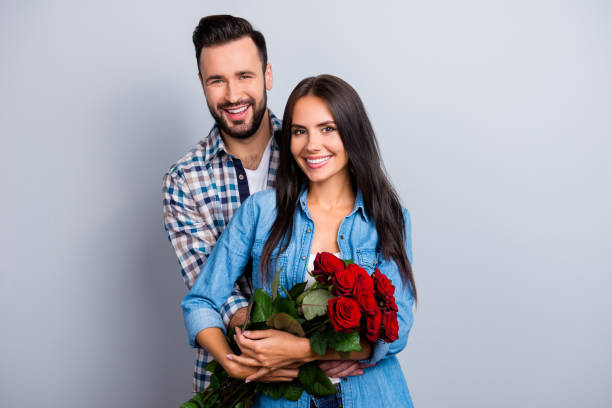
181, 195, 257, 347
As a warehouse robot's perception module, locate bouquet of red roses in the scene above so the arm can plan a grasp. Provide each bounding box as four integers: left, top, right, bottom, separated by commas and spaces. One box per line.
180, 252, 399, 408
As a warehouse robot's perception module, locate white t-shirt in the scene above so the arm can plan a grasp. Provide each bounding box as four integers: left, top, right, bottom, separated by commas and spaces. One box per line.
307, 252, 342, 384
244, 137, 273, 194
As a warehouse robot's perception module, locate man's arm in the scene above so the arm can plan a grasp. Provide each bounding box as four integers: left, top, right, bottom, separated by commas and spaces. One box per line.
162, 171, 249, 329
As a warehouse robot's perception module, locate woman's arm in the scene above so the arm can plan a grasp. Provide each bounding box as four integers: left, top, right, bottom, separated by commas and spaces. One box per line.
181, 196, 257, 347
198, 327, 299, 381
359, 208, 415, 366
229, 328, 372, 381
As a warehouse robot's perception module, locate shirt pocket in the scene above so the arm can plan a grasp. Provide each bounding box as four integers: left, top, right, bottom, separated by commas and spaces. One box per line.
356, 248, 381, 275
252, 239, 289, 293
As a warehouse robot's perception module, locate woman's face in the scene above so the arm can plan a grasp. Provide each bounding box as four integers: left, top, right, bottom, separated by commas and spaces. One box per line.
290, 95, 350, 185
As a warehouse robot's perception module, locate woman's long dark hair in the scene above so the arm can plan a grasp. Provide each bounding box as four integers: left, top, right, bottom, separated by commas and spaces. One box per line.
261, 74, 417, 301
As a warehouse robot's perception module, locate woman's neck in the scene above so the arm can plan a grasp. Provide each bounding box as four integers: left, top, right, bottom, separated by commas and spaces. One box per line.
307, 170, 355, 211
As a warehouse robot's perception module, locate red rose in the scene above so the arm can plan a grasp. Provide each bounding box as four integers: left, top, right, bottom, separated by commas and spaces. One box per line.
353, 264, 374, 294
384, 296, 399, 312
313, 252, 345, 285
365, 310, 382, 342
380, 310, 399, 342
373, 268, 395, 302
356, 290, 379, 316
332, 265, 357, 296
328, 296, 361, 333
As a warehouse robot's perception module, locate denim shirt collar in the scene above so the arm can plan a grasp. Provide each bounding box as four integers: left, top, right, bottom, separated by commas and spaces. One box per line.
297, 186, 369, 222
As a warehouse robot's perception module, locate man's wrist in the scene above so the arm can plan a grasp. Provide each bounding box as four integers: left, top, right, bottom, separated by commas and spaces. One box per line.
228, 306, 248, 330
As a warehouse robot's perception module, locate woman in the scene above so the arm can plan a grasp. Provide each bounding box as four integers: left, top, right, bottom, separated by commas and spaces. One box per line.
182, 74, 417, 407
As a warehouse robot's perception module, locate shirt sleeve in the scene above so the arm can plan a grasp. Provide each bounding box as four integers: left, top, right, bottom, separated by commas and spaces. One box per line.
162, 171, 250, 329
181, 195, 258, 347
360, 208, 415, 365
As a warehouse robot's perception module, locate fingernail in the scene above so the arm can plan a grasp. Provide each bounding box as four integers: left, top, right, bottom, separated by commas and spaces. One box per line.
245, 379, 251, 383
244, 331, 251, 336
226, 354, 233, 360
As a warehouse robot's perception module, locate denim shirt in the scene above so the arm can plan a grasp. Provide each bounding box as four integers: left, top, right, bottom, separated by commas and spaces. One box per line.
182, 188, 415, 407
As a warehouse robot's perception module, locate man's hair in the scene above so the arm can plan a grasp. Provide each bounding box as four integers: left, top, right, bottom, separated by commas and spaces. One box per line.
193, 15, 268, 73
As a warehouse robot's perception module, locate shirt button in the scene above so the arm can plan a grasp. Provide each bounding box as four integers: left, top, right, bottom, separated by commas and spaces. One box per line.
340, 235, 345, 240
301, 256, 306, 260
306, 229, 311, 233
238, 174, 244, 180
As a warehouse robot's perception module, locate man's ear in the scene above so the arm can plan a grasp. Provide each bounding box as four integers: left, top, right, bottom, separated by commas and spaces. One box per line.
264, 63, 273, 91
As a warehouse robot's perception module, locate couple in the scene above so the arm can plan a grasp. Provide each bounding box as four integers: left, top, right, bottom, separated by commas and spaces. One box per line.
163, 15, 417, 408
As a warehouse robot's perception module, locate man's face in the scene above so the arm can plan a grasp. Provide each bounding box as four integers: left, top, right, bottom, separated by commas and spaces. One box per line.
199, 36, 273, 139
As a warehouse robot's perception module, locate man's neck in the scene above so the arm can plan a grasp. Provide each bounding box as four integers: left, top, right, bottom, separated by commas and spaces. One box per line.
221, 110, 272, 170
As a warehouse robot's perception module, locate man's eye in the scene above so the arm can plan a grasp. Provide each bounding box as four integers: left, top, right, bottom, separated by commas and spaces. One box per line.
209, 79, 222, 85
239, 75, 252, 80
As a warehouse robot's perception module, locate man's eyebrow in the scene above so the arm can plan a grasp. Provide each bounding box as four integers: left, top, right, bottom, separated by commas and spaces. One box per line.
204, 74, 224, 82
236, 70, 257, 76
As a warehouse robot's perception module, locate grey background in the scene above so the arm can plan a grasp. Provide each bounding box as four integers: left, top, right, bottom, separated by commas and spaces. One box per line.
1, 1, 610, 407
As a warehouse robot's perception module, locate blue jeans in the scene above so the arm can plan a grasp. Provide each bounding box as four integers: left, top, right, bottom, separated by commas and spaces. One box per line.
310, 383, 342, 408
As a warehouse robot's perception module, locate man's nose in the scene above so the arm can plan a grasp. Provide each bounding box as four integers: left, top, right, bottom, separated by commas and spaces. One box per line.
224, 80, 241, 104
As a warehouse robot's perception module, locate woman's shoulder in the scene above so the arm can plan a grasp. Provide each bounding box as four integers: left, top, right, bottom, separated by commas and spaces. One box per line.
240, 189, 278, 227
246, 188, 277, 209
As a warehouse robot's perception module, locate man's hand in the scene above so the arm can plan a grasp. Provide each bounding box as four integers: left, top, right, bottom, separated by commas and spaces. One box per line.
318, 360, 374, 378
228, 306, 249, 331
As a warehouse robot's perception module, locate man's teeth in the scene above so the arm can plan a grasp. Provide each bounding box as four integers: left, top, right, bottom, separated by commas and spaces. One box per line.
306, 157, 331, 164
227, 106, 248, 114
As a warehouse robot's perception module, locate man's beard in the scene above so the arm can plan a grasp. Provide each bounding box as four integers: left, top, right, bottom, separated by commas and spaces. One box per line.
208, 93, 267, 140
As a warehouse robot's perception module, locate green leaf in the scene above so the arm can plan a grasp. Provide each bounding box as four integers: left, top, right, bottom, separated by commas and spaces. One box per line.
272, 298, 298, 318
204, 360, 219, 373
272, 266, 282, 301
343, 259, 355, 267
180, 400, 200, 408
298, 362, 337, 396
192, 392, 204, 407
234, 402, 245, 408
266, 312, 305, 337
327, 330, 362, 353
302, 289, 333, 320
262, 383, 286, 400
210, 374, 220, 390
310, 331, 328, 356
289, 282, 308, 300
283, 383, 304, 401
252, 288, 272, 323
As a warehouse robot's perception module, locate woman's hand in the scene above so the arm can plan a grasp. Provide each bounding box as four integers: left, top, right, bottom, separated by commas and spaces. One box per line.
230, 327, 313, 381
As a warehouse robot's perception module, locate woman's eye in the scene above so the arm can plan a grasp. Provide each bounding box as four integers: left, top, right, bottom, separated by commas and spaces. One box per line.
322, 126, 336, 133
292, 129, 305, 136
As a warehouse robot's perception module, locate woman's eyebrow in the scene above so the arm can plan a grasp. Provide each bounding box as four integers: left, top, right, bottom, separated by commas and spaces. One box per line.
316, 120, 336, 127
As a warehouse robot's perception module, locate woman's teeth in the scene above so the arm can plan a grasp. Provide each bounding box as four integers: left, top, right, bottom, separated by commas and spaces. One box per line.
306, 156, 331, 164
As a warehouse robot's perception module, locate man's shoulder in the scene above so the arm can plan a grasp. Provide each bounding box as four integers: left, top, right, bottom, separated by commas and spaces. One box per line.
165, 134, 221, 181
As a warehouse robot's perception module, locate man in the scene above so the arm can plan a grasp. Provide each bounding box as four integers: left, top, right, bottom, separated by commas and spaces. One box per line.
163, 15, 364, 392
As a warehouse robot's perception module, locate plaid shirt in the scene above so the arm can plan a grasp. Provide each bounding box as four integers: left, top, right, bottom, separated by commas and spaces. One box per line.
163, 112, 281, 392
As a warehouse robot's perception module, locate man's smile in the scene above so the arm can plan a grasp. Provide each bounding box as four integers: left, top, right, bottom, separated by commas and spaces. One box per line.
222, 104, 251, 121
